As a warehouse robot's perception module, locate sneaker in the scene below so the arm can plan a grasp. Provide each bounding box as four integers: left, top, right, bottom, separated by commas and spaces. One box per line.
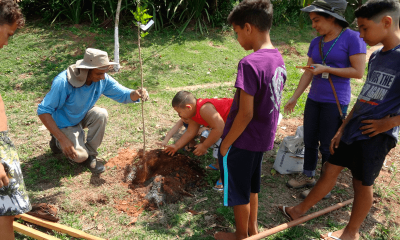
286, 173, 316, 189
49, 134, 62, 154
82, 156, 105, 174
300, 189, 331, 199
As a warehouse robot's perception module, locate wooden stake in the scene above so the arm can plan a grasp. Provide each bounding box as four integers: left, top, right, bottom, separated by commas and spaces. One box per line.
15, 214, 105, 240
244, 198, 354, 240
13, 221, 60, 240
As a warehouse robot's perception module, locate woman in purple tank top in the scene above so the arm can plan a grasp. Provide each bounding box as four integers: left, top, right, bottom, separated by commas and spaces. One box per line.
283, 0, 366, 198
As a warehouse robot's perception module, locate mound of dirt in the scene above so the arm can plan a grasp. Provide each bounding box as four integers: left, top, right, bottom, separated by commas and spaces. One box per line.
105, 149, 205, 217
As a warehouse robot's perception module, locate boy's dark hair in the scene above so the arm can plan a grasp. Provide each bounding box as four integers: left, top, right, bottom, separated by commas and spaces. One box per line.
355, 0, 400, 24
315, 12, 349, 28
0, 0, 25, 27
172, 91, 196, 108
227, 0, 273, 32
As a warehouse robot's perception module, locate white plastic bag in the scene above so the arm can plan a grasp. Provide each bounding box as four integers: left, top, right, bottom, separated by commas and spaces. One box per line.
273, 126, 305, 174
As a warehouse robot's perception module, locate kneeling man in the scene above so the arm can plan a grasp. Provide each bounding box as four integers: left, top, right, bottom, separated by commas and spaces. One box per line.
37, 48, 147, 174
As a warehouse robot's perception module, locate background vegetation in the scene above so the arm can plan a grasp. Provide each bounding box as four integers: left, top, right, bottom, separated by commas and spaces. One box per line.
19, 0, 310, 31
18, 0, 369, 31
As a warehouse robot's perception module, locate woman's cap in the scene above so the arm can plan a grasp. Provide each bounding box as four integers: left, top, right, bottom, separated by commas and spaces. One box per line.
301, 0, 348, 24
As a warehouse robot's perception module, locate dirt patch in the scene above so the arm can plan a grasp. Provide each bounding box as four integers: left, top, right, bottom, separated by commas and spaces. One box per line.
67, 31, 97, 57
208, 41, 227, 49
161, 81, 234, 93
276, 42, 301, 56
105, 148, 205, 217
275, 117, 303, 140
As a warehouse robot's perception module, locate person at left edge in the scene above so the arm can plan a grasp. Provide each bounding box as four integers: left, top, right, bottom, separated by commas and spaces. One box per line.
37, 48, 148, 174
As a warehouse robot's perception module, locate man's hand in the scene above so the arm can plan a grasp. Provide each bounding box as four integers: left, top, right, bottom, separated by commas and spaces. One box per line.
164, 144, 178, 156
284, 97, 298, 115
360, 115, 392, 137
58, 138, 78, 160
193, 143, 208, 156
138, 88, 149, 101
0, 163, 9, 188
219, 141, 230, 157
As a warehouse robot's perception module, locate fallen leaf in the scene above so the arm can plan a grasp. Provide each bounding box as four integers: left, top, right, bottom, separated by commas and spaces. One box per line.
97, 224, 103, 230
187, 209, 199, 215
127, 217, 138, 225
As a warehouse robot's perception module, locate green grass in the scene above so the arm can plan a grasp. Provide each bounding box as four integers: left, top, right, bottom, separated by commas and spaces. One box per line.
2, 22, 399, 240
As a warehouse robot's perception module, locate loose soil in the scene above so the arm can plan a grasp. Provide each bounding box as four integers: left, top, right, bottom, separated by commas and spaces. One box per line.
105, 149, 206, 218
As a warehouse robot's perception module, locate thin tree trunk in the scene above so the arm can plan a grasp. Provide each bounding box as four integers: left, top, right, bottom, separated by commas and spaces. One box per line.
114, 0, 122, 72
137, 5, 146, 154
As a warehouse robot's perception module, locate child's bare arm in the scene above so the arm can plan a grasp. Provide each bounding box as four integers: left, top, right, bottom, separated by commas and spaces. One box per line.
220, 90, 254, 156
193, 103, 225, 156
0, 94, 8, 131
360, 114, 400, 137
330, 106, 356, 154
164, 120, 200, 155
0, 163, 9, 188
158, 119, 184, 147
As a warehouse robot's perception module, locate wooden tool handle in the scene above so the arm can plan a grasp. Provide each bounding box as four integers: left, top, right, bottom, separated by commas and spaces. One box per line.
13, 221, 60, 240
15, 214, 106, 240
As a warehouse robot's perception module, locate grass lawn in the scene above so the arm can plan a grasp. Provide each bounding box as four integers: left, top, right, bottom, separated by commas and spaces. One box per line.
1, 22, 399, 239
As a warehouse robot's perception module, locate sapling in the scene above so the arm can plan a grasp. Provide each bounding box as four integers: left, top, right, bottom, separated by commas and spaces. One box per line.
126, 1, 153, 183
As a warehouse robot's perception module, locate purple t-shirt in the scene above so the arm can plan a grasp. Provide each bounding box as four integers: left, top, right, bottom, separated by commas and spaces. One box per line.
342, 47, 400, 144
307, 29, 367, 105
222, 48, 287, 152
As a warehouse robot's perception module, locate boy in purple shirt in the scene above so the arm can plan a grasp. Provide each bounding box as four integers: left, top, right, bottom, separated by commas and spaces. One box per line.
215, 0, 286, 239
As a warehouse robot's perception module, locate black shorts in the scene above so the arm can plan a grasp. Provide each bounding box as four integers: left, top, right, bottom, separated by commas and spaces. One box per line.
328, 134, 396, 186
218, 146, 263, 206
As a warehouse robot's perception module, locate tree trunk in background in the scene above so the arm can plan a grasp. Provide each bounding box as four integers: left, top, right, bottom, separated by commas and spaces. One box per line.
114, 0, 122, 72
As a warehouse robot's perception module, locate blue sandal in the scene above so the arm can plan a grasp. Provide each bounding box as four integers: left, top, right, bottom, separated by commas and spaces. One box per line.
213, 179, 223, 191
206, 164, 219, 170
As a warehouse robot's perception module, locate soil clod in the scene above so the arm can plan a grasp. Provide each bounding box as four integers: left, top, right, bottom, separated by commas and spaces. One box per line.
105, 149, 206, 217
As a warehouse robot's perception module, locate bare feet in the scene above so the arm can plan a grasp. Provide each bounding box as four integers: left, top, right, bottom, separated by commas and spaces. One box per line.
214, 231, 237, 240
320, 228, 360, 240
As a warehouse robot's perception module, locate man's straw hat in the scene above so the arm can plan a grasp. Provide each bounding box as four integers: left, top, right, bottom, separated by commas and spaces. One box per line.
67, 48, 117, 88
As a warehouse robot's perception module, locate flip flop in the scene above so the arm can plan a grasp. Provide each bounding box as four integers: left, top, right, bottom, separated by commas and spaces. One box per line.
206, 164, 219, 170
278, 206, 294, 221
213, 179, 223, 191
321, 232, 341, 240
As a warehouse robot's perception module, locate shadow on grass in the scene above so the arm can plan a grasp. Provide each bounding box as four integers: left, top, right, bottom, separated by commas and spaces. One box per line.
22, 152, 106, 193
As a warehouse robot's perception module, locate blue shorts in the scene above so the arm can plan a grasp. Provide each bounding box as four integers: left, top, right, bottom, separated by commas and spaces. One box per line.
218, 146, 263, 206
328, 134, 396, 186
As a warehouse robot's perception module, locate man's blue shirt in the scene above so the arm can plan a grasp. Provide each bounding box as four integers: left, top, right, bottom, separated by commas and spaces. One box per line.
37, 70, 134, 129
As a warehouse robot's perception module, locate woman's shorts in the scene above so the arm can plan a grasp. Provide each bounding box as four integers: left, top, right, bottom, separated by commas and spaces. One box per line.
0, 131, 31, 216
